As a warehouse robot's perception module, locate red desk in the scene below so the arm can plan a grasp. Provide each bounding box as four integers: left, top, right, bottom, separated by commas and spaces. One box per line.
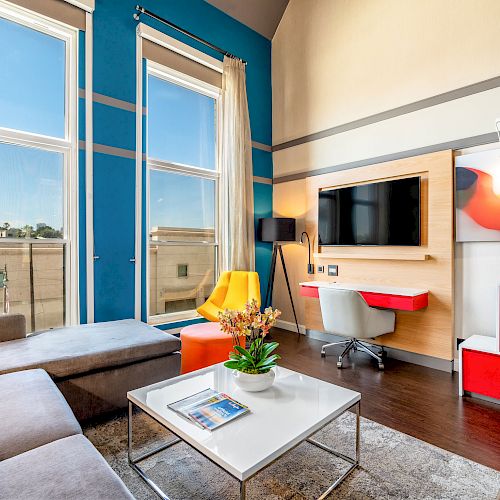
299, 281, 429, 311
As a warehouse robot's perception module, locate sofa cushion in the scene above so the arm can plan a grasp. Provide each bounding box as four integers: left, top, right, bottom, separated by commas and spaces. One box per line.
0, 313, 26, 342
0, 434, 133, 499
0, 319, 181, 379
0, 369, 82, 461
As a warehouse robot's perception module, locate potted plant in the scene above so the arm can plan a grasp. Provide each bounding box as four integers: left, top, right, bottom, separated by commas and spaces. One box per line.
218, 299, 281, 392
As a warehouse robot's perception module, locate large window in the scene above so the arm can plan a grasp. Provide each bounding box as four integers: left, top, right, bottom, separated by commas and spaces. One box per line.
0, 3, 78, 332
147, 62, 220, 323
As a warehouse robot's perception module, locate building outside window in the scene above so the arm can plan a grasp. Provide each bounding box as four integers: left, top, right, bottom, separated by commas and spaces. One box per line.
177, 264, 188, 278
147, 61, 220, 324
0, 3, 78, 333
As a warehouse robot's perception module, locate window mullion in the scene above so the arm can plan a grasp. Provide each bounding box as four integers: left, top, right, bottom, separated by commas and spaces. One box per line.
148, 159, 219, 180
0, 129, 71, 155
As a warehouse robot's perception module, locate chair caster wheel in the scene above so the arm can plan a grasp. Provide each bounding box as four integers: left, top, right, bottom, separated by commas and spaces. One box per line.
378, 363, 385, 370
321, 351, 326, 358
336, 361, 343, 369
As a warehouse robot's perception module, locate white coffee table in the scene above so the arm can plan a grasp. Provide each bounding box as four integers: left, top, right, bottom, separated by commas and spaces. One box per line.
127, 363, 361, 499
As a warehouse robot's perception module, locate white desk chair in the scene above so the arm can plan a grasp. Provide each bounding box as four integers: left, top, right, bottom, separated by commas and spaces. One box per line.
318, 288, 395, 370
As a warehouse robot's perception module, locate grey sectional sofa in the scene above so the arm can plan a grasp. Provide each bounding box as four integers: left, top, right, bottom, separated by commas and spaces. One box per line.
0, 316, 181, 420
0, 369, 133, 499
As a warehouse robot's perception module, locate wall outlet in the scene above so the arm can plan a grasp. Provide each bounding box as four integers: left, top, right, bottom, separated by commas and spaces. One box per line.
318, 265, 325, 273
328, 264, 338, 276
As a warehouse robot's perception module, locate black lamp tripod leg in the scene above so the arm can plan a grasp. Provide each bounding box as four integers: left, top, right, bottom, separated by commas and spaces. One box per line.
264, 244, 278, 308
278, 245, 301, 337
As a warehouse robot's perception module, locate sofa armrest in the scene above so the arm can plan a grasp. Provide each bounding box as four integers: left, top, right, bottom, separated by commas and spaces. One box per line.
0, 314, 26, 342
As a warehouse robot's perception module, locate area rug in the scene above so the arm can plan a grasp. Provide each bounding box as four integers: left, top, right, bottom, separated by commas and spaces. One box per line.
83, 411, 500, 500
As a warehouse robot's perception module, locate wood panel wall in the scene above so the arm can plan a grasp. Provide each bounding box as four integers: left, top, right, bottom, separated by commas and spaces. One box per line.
290, 150, 454, 360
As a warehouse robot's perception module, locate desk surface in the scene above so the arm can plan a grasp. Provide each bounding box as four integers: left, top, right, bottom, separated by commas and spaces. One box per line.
299, 281, 428, 297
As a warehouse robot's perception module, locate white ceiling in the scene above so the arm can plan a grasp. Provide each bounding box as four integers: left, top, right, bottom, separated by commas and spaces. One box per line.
205, 0, 289, 39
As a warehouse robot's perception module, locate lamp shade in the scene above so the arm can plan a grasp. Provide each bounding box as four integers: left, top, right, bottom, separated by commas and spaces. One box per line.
258, 218, 296, 242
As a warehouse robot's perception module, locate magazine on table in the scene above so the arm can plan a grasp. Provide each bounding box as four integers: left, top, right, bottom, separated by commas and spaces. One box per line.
168, 388, 249, 431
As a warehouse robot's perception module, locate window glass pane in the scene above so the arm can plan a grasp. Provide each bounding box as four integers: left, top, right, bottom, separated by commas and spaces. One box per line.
149, 170, 215, 241
0, 142, 64, 239
149, 244, 215, 319
147, 75, 216, 169
0, 242, 65, 333
0, 17, 65, 138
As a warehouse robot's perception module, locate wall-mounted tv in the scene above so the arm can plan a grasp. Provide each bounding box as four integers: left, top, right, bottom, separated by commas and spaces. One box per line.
318, 177, 421, 246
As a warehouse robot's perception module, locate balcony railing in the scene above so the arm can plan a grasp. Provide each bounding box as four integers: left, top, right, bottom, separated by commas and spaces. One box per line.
0, 241, 65, 334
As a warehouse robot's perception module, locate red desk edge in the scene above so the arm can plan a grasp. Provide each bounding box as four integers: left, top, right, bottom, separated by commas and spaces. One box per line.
299, 284, 428, 311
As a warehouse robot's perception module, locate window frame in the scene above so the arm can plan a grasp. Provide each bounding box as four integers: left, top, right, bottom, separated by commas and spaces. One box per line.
0, 1, 79, 327
146, 60, 222, 325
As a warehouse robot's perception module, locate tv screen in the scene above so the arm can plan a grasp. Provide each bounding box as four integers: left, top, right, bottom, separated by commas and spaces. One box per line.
318, 177, 421, 246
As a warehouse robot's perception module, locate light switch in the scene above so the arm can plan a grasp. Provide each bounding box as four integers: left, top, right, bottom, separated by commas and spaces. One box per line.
328, 264, 338, 276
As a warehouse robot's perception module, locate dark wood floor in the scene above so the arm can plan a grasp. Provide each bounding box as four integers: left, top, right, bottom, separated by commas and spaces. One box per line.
272, 328, 500, 471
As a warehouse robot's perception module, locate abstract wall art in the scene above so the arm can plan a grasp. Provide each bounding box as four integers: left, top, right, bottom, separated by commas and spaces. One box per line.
455, 149, 500, 242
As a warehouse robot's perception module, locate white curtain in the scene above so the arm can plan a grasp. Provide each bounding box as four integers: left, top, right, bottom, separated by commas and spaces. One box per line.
220, 56, 255, 271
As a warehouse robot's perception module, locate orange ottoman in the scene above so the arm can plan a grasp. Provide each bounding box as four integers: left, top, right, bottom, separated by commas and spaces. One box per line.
180, 322, 243, 374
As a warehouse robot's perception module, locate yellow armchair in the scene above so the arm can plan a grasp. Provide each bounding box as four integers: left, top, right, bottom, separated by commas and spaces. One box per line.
197, 271, 261, 322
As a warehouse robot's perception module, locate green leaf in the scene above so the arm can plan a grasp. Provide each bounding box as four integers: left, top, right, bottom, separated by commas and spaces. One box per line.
238, 359, 253, 369
234, 345, 256, 366
261, 342, 279, 357
248, 338, 262, 356
224, 360, 240, 369
256, 354, 280, 367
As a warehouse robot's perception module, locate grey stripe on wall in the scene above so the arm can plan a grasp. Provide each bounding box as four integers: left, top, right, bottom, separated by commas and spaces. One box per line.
273, 132, 499, 183
78, 89, 146, 114
272, 75, 500, 152
253, 176, 272, 185
79, 140, 272, 183
79, 140, 139, 160
252, 141, 272, 152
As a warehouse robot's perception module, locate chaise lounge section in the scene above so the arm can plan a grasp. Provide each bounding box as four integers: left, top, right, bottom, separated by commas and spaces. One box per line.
0, 317, 181, 420
0, 369, 133, 499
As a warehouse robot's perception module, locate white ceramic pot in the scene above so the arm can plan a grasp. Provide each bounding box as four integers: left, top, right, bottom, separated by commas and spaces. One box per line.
232, 369, 275, 392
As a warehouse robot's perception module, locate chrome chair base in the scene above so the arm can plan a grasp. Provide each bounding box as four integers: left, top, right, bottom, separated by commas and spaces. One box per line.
321, 339, 386, 370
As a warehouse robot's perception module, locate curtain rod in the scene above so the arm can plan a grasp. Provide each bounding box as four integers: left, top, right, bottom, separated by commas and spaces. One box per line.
133, 5, 247, 65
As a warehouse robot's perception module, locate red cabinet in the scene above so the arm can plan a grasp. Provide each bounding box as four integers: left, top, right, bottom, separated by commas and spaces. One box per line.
462, 349, 500, 399
459, 335, 500, 401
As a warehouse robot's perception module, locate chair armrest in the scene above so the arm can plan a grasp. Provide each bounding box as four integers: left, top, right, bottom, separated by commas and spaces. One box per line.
0, 314, 27, 342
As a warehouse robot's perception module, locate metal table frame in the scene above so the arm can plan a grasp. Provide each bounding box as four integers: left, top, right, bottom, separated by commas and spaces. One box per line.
128, 399, 360, 500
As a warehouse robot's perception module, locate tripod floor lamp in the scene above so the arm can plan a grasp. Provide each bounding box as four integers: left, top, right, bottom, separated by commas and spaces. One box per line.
258, 218, 300, 336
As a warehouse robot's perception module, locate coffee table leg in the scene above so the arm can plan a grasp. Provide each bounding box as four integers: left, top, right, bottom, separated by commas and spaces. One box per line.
308, 401, 361, 499
239, 480, 246, 500
128, 401, 181, 500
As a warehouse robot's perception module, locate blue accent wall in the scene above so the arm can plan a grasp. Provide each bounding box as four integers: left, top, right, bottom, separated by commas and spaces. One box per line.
89, 0, 272, 324
93, 153, 136, 321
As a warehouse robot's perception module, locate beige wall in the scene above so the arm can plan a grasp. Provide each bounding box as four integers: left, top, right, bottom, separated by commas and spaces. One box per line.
272, 0, 500, 348
273, 0, 500, 146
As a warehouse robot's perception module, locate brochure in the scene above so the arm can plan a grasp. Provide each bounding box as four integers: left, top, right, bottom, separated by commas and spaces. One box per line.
168, 388, 249, 430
